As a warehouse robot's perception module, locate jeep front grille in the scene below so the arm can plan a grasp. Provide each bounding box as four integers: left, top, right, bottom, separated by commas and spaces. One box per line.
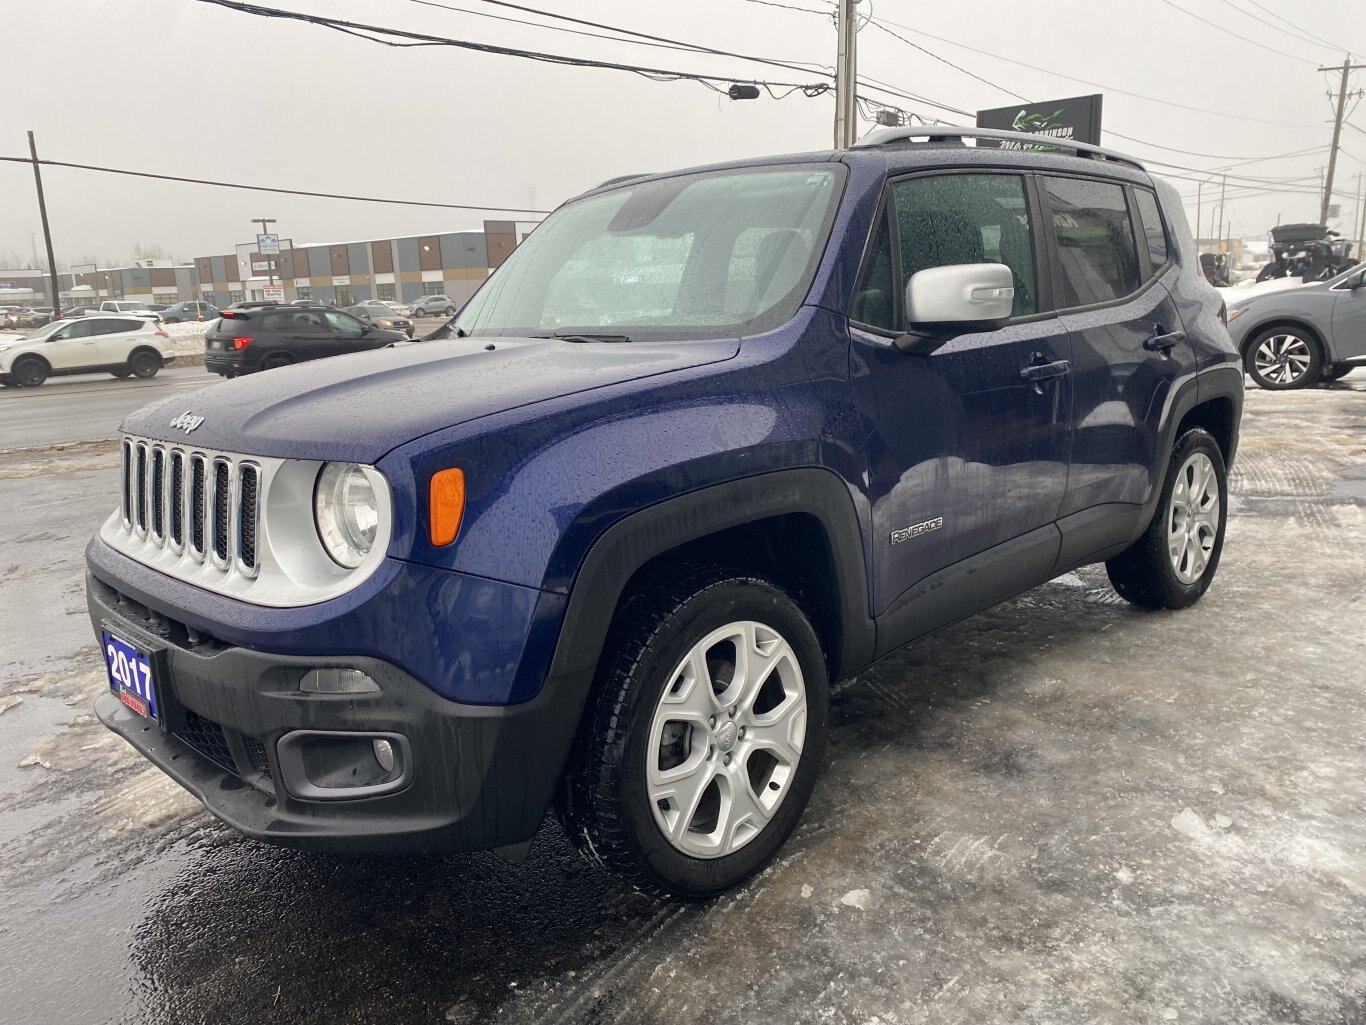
118, 437, 261, 577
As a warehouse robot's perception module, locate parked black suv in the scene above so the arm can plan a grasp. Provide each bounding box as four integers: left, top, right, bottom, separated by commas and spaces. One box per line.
203, 305, 404, 376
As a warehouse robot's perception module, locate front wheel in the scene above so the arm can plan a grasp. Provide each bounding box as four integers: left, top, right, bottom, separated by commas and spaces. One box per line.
558, 571, 829, 899
1245, 327, 1322, 390
1107, 428, 1228, 610
12, 357, 48, 387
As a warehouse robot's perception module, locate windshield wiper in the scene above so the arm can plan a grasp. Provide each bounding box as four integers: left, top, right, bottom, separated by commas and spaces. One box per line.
543, 332, 633, 343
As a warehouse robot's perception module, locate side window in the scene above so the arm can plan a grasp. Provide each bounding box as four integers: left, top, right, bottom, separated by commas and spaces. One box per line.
1132, 188, 1169, 278
292, 311, 325, 332
262, 313, 290, 331
323, 311, 365, 336
61, 320, 94, 339
850, 211, 895, 331
92, 319, 134, 335
891, 173, 1037, 318
1044, 176, 1142, 307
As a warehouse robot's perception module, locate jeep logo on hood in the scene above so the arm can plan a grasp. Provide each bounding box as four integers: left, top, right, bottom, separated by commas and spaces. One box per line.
168, 412, 205, 435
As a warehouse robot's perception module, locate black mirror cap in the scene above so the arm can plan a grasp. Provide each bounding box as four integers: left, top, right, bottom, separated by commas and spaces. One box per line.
893, 316, 1010, 355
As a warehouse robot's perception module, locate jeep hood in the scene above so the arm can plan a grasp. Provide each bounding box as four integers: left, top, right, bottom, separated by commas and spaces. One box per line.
121, 336, 740, 461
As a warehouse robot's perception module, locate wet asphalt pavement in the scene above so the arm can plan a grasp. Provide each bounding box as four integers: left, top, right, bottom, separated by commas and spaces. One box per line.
2, 375, 1365, 1025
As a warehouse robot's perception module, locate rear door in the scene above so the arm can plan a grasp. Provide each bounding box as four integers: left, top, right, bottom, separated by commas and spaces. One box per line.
92, 318, 143, 364
1042, 174, 1197, 517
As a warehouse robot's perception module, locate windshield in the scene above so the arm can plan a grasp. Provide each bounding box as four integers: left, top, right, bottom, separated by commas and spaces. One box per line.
453, 163, 843, 340
18, 320, 64, 341
117, 301, 148, 311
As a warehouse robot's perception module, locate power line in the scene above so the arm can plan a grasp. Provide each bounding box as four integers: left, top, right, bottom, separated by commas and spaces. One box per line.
1208, 0, 1342, 52
0, 155, 554, 213
1242, 0, 1348, 52
859, 15, 1324, 128
864, 18, 1029, 101
1159, 0, 1321, 65
736, 0, 834, 15
417, 0, 835, 76
190, 0, 831, 97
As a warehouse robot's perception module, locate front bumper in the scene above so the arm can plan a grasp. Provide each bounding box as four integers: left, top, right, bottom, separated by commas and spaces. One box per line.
88, 572, 592, 854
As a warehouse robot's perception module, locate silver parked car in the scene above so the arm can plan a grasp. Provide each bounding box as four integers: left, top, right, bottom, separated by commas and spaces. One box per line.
409, 294, 457, 318
1226, 265, 1366, 389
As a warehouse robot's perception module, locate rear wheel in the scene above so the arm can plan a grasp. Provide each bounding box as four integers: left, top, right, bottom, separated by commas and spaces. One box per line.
128, 349, 161, 379
110, 368, 132, 379
262, 354, 293, 371
443, 306, 455, 317
12, 357, 48, 387
1107, 428, 1227, 610
558, 571, 828, 899
1245, 327, 1322, 390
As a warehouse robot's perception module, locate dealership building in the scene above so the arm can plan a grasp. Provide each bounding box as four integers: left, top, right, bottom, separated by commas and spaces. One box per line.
0, 218, 537, 310
192, 219, 539, 309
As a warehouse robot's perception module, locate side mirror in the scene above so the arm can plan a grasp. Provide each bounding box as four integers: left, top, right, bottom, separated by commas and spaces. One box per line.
894, 263, 1015, 356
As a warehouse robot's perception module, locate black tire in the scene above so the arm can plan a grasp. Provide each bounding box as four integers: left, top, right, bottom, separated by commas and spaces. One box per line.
1244, 326, 1323, 390
12, 356, 48, 387
557, 570, 829, 899
262, 354, 293, 371
110, 368, 132, 379
128, 349, 161, 379
443, 306, 455, 317
162, 316, 181, 324
1106, 428, 1228, 610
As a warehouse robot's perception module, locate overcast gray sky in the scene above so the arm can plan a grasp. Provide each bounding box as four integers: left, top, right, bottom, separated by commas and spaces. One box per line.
3, 0, 1364, 265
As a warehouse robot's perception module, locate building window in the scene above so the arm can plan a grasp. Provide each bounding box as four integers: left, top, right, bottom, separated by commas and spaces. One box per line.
422, 281, 444, 296
376, 282, 396, 301
335, 287, 353, 307
295, 286, 312, 301
153, 293, 177, 305
229, 290, 245, 304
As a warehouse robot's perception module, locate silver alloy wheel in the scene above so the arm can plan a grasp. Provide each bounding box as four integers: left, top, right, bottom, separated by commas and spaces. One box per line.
647, 620, 808, 859
1254, 333, 1312, 385
1167, 451, 1220, 584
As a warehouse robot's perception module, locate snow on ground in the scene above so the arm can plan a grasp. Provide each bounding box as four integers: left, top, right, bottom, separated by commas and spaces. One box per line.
161, 320, 210, 357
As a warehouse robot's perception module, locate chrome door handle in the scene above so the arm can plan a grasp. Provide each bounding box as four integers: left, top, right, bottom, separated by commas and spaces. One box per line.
1019, 359, 1071, 383
1144, 329, 1186, 352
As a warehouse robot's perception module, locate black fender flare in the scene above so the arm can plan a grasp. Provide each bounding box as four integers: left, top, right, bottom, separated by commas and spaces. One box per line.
545, 467, 876, 684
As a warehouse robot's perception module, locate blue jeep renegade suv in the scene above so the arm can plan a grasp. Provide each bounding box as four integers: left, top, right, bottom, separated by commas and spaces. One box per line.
87, 127, 1243, 898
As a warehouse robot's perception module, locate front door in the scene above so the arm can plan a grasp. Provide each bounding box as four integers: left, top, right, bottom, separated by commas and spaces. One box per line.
849, 171, 1072, 622
43, 318, 97, 369
1330, 269, 1366, 364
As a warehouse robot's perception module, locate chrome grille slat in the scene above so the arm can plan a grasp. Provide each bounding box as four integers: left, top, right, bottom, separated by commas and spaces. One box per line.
150, 447, 165, 544
120, 441, 132, 526
134, 443, 148, 536
189, 455, 207, 559
237, 464, 260, 576
168, 451, 185, 552
211, 458, 231, 567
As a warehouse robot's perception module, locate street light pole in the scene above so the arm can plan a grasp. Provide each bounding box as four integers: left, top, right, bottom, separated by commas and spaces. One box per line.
833, 0, 859, 149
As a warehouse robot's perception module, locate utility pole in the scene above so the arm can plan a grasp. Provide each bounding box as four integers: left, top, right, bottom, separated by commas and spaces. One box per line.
251, 216, 277, 285
1356, 172, 1366, 262
27, 132, 61, 312
833, 0, 858, 149
1319, 58, 1366, 224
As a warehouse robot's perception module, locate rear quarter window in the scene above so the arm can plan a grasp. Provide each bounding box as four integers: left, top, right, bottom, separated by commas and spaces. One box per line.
1132, 188, 1170, 277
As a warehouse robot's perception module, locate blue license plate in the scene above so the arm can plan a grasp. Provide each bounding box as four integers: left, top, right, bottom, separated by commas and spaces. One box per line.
102, 630, 159, 721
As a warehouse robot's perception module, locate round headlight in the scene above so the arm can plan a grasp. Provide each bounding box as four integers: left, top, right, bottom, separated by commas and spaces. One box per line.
314, 463, 379, 568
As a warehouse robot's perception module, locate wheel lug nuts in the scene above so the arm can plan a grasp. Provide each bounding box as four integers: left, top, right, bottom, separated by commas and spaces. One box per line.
723, 754, 732, 766
708, 716, 716, 727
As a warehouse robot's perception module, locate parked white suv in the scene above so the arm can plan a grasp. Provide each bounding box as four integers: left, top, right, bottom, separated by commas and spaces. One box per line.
0, 316, 173, 387
98, 300, 162, 323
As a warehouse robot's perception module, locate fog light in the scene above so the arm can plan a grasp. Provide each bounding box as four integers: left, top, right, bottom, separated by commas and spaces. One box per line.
300, 668, 380, 694
373, 738, 395, 773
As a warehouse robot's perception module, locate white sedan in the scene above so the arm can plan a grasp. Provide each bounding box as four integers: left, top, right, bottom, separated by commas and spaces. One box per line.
0, 316, 174, 387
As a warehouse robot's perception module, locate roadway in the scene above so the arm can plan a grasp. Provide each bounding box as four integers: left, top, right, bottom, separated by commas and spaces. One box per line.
0, 365, 218, 450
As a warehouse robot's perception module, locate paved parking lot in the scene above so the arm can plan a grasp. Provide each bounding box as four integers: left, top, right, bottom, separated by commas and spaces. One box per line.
1, 374, 1363, 1025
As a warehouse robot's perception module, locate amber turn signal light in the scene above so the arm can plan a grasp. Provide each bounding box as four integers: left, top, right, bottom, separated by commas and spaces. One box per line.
429, 468, 465, 547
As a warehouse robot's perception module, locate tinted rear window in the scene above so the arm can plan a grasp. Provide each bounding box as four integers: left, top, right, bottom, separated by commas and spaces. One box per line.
1044, 176, 1141, 307
1132, 188, 1169, 277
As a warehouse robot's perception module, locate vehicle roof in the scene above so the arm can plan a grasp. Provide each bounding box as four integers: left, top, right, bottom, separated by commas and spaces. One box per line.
572, 136, 1155, 204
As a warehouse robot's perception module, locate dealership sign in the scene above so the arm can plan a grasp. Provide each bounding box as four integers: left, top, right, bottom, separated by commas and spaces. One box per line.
976, 94, 1103, 147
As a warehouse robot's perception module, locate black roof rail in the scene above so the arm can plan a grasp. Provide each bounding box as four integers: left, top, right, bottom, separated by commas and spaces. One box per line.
851, 125, 1144, 170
